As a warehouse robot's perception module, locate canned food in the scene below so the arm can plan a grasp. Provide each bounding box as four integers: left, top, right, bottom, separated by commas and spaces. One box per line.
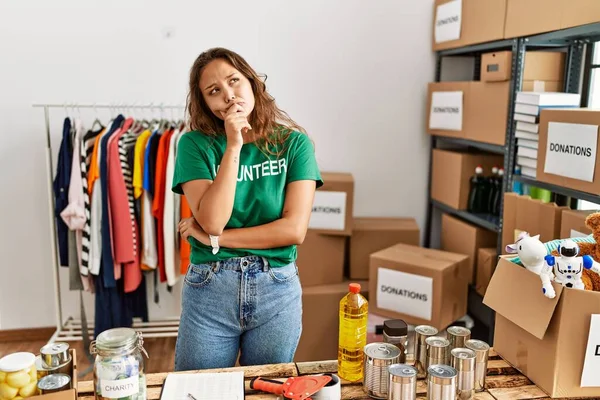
388, 364, 417, 400
34, 354, 72, 382
37, 373, 72, 394
446, 326, 471, 351
427, 365, 457, 400
40, 343, 70, 369
425, 336, 450, 374
451, 348, 476, 400
414, 325, 438, 378
362, 343, 402, 399
465, 339, 490, 392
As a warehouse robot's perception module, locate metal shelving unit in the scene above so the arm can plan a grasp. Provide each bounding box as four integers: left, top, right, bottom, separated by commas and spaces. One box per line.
424, 21, 600, 345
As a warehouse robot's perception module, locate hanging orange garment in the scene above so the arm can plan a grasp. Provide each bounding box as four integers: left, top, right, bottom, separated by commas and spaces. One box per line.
180, 195, 192, 275
87, 133, 103, 194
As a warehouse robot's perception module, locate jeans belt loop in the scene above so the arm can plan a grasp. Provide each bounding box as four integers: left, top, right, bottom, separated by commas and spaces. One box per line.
213, 261, 220, 273
262, 257, 269, 272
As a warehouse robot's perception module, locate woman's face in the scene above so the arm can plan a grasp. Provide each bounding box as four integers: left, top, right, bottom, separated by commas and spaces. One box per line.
199, 58, 255, 120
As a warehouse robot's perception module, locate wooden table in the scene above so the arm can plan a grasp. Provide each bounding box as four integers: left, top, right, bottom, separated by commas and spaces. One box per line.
77, 349, 556, 399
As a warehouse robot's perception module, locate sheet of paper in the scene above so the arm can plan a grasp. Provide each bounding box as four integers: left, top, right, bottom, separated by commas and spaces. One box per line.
543, 122, 598, 183
434, 0, 462, 43
309, 191, 347, 231
581, 314, 600, 387
429, 91, 463, 131
160, 371, 245, 400
376, 267, 433, 321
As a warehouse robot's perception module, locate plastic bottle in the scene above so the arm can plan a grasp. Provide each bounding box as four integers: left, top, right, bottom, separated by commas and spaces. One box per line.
486, 166, 499, 214
467, 166, 484, 213
492, 168, 505, 216
338, 283, 369, 382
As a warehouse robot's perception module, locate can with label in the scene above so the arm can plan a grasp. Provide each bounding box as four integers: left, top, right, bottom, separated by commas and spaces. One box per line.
446, 326, 471, 351
362, 342, 402, 399
388, 364, 417, 400
425, 336, 450, 373
451, 348, 476, 400
427, 365, 457, 400
37, 373, 72, 394
465, 339, 490, 392
414, 325, 439, 378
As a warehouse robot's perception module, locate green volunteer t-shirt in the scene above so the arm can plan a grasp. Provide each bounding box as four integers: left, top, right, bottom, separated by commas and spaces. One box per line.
172, 129, 323, 267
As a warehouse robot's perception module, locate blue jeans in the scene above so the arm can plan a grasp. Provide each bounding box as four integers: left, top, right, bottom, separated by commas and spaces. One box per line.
174, 256, 303, 371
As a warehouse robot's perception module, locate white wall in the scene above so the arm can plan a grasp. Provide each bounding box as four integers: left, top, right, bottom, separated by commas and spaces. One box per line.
0, 0, 435, 330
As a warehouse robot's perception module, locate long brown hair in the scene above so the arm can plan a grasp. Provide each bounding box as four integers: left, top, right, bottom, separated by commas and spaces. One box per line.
186, 47, 306, 155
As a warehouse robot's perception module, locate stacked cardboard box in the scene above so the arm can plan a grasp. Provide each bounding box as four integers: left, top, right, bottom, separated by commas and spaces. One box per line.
295, 173, 422, 361
513, 92, 581, 179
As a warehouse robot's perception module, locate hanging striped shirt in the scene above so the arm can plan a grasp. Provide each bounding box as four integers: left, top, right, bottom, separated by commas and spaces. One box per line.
119, 129, 140, 257
80, 126, 104, 276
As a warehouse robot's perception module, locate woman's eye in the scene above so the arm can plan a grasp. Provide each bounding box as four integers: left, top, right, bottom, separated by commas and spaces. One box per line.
230, 78, 239, 84
209, 88, 219, 95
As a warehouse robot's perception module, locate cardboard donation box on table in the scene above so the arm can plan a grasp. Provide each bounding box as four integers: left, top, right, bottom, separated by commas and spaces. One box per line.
309, 172, 354, 236
349, 217, 420, 280
368, 243, 468, 330
484, 257, 600, 398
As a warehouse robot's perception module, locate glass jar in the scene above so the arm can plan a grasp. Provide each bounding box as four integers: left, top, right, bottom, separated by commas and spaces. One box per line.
90, 328, 149, 400
0, 352, 38, 399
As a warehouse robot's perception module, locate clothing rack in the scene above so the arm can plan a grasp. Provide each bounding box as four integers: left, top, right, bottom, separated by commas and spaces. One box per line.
33, 102, 186, 342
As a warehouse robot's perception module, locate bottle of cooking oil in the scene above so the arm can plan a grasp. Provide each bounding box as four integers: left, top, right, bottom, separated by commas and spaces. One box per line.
337, 282, 368, 382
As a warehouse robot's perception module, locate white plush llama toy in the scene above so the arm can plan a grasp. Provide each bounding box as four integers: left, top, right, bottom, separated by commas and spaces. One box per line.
505, 231, 555, 298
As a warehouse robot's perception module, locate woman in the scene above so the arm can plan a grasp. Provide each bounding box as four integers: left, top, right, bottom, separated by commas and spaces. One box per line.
172, 47, 323, 371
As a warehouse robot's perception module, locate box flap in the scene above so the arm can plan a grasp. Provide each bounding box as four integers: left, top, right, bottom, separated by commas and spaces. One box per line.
353, 217, 419, 232
483, 257, 563, 339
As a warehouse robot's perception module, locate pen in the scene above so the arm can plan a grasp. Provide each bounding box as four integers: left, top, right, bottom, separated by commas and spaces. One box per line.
187, 393, 197, 400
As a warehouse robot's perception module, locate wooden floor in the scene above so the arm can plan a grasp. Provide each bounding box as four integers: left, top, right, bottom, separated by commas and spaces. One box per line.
0, 337, 177, 381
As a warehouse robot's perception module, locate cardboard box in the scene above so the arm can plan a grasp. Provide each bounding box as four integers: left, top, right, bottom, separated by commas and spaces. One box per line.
468, 81, 510, 145
481, 51, 565, 83
562, 0, 600, 29
441, 214, 498, 284
560, 209, 595, 239
310, 172, 354, 236
432, 0, 507, 51
31, 349, 78, 399
475, 247, 497, 296
501, 192, 567, 252
297, 231, 345, 287
484, 257, 600, 398
427, 82, 510, 145
431, 149, 504, 210
536, 109, 600, 195
368, 243, 469, 330
295, 280, 369, 362
504, 0, 562, 38
427, 82, 470, 139
349, 217, 420, 280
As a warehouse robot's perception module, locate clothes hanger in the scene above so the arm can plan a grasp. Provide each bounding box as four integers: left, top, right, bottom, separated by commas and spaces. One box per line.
90, 103, 104, 132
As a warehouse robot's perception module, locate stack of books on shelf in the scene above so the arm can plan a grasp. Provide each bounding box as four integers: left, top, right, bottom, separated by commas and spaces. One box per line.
513, 92, 581, 179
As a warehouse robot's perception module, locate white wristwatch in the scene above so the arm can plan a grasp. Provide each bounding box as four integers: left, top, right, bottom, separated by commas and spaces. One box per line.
209, 234, 220, 255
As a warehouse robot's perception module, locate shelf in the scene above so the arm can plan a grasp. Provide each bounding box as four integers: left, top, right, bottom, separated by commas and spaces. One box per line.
434, 136, 506, 155
437, 39, 515, 56
513, 175, 600, 205
432, 200, 500, 232
527, 22, 600, 45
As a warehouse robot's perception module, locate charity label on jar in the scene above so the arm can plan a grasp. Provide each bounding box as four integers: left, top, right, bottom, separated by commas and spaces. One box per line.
101, 375, 140, 398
